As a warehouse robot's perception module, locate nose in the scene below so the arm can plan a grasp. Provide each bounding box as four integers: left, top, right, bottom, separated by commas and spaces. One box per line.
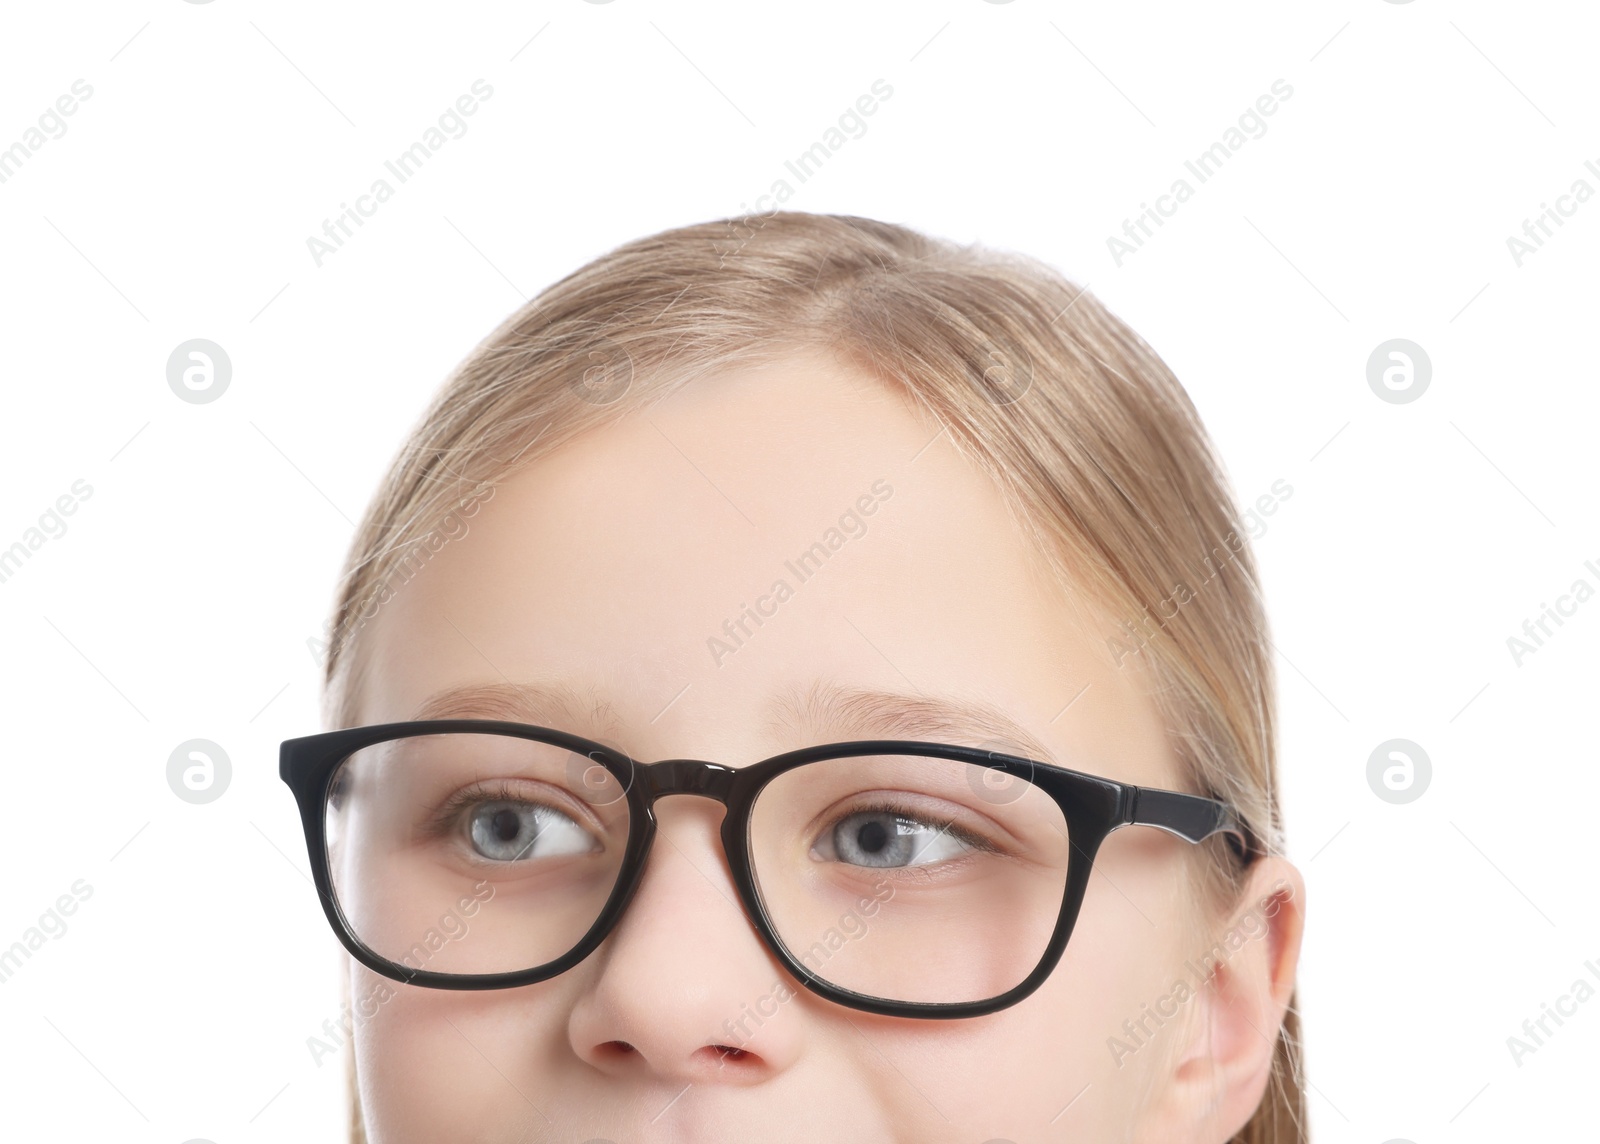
565, 792, 804, 1085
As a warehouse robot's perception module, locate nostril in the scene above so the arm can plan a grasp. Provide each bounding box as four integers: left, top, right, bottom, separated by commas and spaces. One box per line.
598, 1040, 636, 1056
712, 1044, 748, 1061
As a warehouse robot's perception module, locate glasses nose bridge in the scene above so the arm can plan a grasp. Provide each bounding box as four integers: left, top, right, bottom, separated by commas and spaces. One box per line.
641, 757, 740, 805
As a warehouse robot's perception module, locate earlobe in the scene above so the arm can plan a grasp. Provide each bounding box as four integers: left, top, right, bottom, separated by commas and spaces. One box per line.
1138, 857, 1306, 1144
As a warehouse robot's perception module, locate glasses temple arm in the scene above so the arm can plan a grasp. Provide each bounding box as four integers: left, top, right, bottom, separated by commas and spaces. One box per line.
1126, 786, 1260, 862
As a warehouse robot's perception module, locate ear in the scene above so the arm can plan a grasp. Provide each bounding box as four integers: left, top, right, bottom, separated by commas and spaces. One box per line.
1138, 856, 1306, 1143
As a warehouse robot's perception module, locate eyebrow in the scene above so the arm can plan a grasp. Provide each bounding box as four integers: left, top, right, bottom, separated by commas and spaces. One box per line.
766, 678, 1059, 764
410, 679, 620, 737
408, 678, 1058, 764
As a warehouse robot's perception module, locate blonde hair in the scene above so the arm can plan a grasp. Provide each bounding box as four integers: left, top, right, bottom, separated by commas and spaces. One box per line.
322, 210, 1304, 1142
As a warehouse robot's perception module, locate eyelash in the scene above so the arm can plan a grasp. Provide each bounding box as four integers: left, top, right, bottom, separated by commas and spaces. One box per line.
423, 779, 585, 842
830, 798, 1000, 855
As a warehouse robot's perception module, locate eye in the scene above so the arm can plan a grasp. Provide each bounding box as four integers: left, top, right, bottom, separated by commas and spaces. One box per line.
327, 769, 349, 812
467, 799, 598, 862
815, 806, 977, 868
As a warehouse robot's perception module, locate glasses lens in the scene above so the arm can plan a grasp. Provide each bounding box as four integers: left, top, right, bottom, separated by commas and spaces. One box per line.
324, 732, 631, 976
747, 753, 1072, 1006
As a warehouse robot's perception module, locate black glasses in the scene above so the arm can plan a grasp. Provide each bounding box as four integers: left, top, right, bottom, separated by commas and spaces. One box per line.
279, 719, 1259, 1020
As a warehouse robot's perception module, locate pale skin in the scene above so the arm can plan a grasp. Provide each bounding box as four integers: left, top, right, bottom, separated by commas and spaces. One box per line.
343, 349, 1305, 1143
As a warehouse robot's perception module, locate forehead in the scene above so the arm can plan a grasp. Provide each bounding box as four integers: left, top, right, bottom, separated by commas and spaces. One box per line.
353, 351, 1177, 785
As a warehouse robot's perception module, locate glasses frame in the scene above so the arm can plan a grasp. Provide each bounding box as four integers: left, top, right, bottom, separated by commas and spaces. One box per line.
280, 718, 1260, 1020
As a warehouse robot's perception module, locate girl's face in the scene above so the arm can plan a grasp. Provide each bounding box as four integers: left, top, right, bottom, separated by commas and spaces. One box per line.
347, 351, 1302, 1143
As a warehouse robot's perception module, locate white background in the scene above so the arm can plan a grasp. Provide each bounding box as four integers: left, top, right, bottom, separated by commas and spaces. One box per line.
0, 1, 1596, 1141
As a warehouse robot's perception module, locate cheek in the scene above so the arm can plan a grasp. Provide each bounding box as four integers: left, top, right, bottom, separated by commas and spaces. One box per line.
1056, 867, 1205, 1120
352, 966, 566, 1144
849, 903, 1193, 1141
972, 873, 1199, 1133
988, 961, 1177, 1133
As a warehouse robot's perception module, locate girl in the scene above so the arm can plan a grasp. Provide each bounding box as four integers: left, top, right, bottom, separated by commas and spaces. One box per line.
281, 211, 1306, 1142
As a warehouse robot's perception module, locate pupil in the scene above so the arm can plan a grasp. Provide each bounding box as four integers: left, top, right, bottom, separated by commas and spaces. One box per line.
856, 819, 889, 853
491, 808, 521, 842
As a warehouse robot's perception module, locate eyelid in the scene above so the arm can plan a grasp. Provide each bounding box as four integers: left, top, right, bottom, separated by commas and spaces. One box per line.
424, 776, 610, 841
832, 770, 1045, 847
